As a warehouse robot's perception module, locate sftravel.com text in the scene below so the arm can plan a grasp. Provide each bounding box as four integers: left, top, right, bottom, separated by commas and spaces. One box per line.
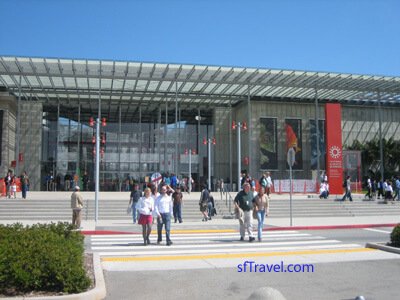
237, 260, 315, 273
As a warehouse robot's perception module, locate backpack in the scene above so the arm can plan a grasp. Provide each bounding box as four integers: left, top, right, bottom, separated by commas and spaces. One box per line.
342, 180, 347, 188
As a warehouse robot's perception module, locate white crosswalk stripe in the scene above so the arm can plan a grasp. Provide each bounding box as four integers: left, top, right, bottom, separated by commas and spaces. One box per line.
88, 230, 362, 258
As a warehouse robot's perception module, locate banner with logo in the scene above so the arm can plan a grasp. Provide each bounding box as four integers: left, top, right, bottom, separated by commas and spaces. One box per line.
310, 119, 326, 170
0, 110, 2, 166
285, 119, 303, 170
259, 118, 278, 170
325, 103, 343, 194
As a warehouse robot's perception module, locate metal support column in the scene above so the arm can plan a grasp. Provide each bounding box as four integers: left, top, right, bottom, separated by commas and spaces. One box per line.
15, 76, 21, 176
247, 86, 251, 177
229, 103, 232, 193
158, 107, 161, 171
175, 80, 178, 175
208, 138, 211, 191
378, 90, 384, 181
237, 122, 241, 192
315, 89, 320, 182
165, 99, 168, 172
95, 75, 101, 223
139, 106, 142, 183
76, 104, 81, 177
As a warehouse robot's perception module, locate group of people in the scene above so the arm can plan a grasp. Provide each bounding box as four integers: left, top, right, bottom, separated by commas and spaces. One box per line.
47, 172, 89, 192
365, 176, 400, 203
3, 170, 29, 199
127, 183, 185, 246
234, 183, 270, 242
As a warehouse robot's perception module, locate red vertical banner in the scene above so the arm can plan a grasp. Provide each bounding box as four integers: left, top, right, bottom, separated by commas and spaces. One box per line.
325, 103, 343, 194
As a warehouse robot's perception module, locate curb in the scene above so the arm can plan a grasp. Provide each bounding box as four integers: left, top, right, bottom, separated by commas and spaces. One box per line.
2, 253, 106, 300
366, 242, 400, 255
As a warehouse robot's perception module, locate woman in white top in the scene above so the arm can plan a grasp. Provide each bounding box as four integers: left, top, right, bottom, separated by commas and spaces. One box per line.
137, 187, 155, 245
252, 186, 270, 242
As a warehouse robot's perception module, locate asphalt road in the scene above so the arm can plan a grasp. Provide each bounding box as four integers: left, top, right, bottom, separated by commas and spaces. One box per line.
91, 227, 400, 300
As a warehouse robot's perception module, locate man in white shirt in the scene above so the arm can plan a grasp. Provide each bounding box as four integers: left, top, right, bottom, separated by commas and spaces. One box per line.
155, 184, 174, 246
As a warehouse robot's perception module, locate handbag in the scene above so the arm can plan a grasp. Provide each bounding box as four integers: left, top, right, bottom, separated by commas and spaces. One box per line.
252, 208, 258, 220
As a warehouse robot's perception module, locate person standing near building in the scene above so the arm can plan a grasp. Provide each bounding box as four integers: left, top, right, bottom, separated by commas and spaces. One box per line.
341, 176, 353, 202
4, 171, 12, 198
82, 171, 89, 191
172, 186, 183, 223
70, 186, 84, 229
129, 184, 142, 224
155, 184, 174, 246
265, 172, 273, 196
234, 183, 255, 242
20, 171, 29, 199
252, 186, 269, 242
137, 187, 154, 245
64, 173, 71, 191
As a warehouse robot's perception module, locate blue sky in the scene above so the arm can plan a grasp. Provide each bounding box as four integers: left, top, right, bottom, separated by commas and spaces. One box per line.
1, 0, 399, 76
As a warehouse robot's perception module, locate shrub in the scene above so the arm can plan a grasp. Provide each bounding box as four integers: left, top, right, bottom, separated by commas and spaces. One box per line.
0, 222, 91, 295
390, 224, 400, 248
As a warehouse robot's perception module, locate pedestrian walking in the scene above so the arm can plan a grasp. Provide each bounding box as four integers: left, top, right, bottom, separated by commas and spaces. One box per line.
172, 186, 183, 223
137, 187, 154, 245
207, 193, 215, 220
199, 184, 210, 221
384, 180, 394, 204
20, 171, 29, 199
234, 182, 255, 242
129, 184, 142, 224
252, 186, 269, 242
155, 184, 174, 246
341, 176, 353, 202
394, 176, 400, 201
365, 177, 372, 200
70, 186, 84, 229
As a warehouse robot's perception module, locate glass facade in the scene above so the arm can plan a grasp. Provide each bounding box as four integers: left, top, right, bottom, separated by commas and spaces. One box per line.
41, 105, 213, 191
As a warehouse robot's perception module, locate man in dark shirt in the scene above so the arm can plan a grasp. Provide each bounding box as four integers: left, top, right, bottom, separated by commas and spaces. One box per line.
234, 183, 255, 242
129, 184, 142, 224
172, 186, 183, 223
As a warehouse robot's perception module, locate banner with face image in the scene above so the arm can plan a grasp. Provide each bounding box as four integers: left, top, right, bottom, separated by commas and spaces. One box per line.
285, 118, 303, 170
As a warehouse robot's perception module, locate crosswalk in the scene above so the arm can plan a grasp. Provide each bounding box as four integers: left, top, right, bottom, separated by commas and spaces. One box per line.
88, 229, 379, 271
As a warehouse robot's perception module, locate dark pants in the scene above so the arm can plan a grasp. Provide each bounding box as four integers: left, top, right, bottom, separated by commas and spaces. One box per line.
173, 203, 182, 222
157, 213, 171, 243
22, 184, 28, 199
342, 189, 353, 201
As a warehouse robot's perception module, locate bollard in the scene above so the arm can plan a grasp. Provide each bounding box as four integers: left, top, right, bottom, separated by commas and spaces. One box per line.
247, 287, 286, 300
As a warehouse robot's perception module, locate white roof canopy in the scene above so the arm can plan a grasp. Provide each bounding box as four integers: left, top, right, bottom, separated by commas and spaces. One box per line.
1, 56, 399, 110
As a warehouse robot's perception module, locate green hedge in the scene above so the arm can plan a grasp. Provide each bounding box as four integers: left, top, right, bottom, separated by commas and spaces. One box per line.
0, 222, 91, 296
390, 224, 400, 248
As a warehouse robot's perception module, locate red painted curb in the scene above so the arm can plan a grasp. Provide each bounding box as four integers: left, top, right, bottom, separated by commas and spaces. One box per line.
264, 223, 399, 231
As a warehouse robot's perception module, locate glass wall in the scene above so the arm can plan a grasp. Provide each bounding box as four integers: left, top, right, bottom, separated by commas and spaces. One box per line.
41, 105, 213, 191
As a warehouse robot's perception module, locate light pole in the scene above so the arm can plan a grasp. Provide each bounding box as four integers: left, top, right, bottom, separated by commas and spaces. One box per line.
89, 117, 106, 223
232, 120, 247, 191
287, 147, 295, 226
203, 137, 216, 191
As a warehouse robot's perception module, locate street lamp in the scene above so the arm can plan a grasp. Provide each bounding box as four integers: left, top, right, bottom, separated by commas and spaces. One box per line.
203, 137, 216, 191
232, 120, 247, 191
184, 148, 196, 193
89, 117, 107, 222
